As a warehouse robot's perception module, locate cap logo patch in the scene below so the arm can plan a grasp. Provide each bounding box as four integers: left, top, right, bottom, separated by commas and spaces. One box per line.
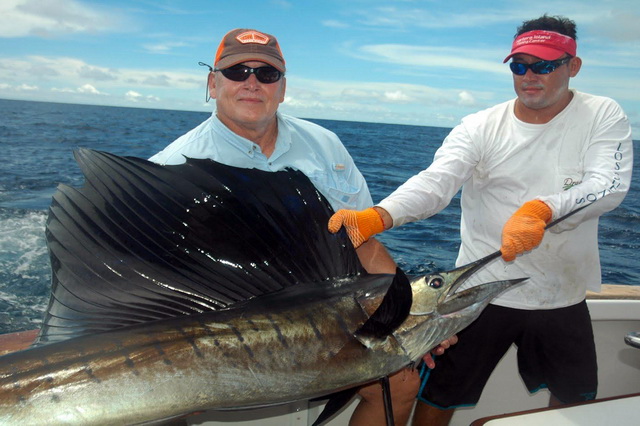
236, 30, 269, 45
513, 31, 573, 49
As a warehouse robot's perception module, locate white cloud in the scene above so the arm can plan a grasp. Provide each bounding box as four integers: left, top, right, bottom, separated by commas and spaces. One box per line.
142, 41, 189, 55
349, 2, 640, 35
350, 5, 519, 30
0, 0, 131, 38
51, 87, 76, 93
356, 44, 505, 74
322, 20, 349, 29
384, 90, 412, 102
125, 90, 143, 101
125, 90, 159, 103
576, 4, 640, 43
0, 55, 203, 111
0, 56, 202, 91
458, 91, 476, 106
279, 70, 516, 127
17, 83, 37, 91
52, 83, 105, 95
288, 76, 470, 106
77, 84, 102, 94
78, 65, 119, 81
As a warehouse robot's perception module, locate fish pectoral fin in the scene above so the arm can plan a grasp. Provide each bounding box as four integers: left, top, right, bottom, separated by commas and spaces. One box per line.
311, 387, 359, 426
355, 267, 412, 340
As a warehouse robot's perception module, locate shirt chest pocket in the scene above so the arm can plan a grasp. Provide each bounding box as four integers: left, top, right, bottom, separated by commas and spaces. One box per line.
308, 169, 361, 210
556, 154, 583, 182
556, 132, 585, 190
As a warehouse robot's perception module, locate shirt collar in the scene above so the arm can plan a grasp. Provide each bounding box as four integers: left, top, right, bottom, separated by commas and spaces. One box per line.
211, 111, 291, 160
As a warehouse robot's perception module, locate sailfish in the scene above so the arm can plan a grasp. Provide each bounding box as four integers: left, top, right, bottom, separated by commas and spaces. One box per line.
0, 149, 525, 425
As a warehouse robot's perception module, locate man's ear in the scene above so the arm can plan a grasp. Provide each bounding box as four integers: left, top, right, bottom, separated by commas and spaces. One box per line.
569, 57, 582, 77
279, 77, 286, 103
208, 72, 217, 99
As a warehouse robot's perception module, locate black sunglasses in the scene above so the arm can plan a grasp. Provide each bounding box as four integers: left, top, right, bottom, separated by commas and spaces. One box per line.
509, 57, 571, 76
214, 64, 283, 84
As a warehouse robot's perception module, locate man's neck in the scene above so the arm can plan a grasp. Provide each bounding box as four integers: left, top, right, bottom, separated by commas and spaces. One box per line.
514, 90, 574, 124
218, 114, 279, 158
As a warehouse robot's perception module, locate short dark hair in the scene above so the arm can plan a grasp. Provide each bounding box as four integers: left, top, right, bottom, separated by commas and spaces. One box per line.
515, 14, 577, 40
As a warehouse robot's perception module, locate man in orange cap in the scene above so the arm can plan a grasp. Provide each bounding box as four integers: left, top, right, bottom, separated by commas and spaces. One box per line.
151, 28, 454, 426
328, 14, 633, 425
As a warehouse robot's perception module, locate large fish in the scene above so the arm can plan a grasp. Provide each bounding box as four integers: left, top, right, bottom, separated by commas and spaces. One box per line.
0, 149, 524, 425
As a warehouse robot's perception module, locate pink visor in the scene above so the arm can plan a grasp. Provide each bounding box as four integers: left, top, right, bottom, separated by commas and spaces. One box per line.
503, 30, 576, 63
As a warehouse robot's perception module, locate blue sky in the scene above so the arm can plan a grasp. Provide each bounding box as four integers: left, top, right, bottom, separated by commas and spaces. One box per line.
1, 0, 638, 135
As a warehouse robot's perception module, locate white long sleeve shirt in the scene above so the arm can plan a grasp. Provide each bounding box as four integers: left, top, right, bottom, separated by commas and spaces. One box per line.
378, 91, 633, 309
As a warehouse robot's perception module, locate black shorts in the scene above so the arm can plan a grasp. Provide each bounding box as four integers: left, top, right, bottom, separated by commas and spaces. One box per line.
417, 301, 598, 408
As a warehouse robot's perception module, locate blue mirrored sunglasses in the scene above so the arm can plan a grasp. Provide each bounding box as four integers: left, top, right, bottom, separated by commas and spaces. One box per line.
509, 57, 571, 76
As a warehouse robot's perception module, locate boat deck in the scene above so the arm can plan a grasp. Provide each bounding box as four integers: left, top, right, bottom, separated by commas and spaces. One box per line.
587, 283, 640, 299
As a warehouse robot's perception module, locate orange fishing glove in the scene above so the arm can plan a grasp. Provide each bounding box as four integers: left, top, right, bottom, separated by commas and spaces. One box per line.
501, 200, 552, 262
328, 208, 385, 248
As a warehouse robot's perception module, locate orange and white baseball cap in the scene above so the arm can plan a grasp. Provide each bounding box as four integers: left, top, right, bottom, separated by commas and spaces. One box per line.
214, 29, 286, 72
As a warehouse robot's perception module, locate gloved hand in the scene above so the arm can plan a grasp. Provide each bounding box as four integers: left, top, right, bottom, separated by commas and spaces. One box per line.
501, 200, 552, 262
328, 208, 385, 248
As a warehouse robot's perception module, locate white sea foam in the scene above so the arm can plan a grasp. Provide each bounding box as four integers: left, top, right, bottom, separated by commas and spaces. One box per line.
0, 210, 48, 276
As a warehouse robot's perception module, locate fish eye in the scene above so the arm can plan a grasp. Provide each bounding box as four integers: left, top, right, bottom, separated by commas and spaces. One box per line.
428, 276, 444, 289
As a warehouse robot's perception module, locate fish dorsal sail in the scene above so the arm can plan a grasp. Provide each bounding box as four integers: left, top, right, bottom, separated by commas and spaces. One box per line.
36, 149, 364, 345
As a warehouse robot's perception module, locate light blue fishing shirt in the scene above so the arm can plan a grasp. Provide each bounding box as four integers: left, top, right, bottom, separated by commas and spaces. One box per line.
149, 111, 373, 211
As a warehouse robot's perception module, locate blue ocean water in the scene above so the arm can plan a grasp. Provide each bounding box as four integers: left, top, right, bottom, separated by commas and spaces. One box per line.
0, 99, 638, 334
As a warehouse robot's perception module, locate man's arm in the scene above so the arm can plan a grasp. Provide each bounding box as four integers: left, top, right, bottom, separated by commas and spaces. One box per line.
540, 99, 633, 231
355, 236, 396, 274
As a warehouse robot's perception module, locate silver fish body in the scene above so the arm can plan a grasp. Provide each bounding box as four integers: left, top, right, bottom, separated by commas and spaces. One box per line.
0, 261, 522, 424
0, 278, 390, 424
